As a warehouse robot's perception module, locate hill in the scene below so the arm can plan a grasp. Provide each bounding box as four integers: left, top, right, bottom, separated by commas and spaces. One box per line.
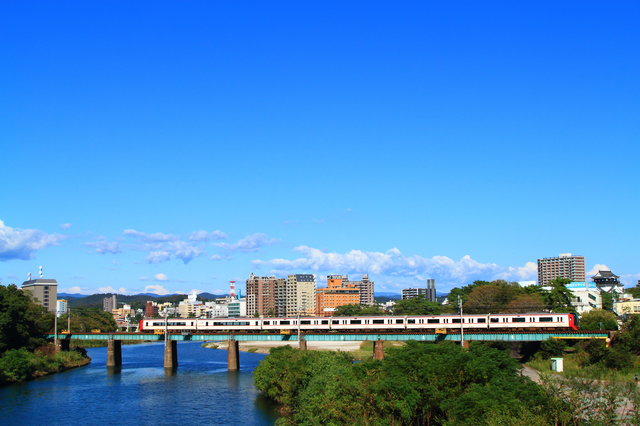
67, 292, 229, 310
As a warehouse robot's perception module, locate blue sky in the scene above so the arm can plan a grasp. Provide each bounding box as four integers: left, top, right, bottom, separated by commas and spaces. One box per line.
1, 1, 639, 295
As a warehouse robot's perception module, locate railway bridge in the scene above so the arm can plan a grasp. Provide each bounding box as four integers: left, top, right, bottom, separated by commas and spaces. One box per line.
46, 330, 610, 371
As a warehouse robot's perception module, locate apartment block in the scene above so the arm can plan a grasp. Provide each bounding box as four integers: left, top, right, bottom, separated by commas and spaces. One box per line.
245, 273, 282, 317
103, 295, 117, 312
316, 275, 360, 316
21, 279, 58, 313
537, 253, 585, 286
341, 274, 375, 306
286, 274, 316, 316
402, 287, 427, 300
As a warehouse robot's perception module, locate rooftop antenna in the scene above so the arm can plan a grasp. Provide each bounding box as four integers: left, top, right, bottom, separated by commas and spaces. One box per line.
29, 272, 32, 281
39, 266, 43, 279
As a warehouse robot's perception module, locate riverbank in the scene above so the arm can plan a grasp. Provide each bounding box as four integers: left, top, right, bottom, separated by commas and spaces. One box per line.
0, 348, 91, 386
203, 340, 405, 359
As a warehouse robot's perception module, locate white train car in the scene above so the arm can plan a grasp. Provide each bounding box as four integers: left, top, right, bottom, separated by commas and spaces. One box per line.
141, 319, 199, 333
405, 314, 490, 331
197, 319, 262, 332
329, 316, 406, 331
486, 313, 577, 330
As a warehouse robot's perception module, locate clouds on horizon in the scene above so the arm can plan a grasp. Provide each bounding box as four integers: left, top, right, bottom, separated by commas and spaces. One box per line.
83, 236, 122, 254
214, 233, 279, 253
253, 245, 538, 288
0, 219, 66, 261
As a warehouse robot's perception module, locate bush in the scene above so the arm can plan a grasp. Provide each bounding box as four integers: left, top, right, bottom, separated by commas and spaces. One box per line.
539, 338, 566, 359
0, 348, 35, 382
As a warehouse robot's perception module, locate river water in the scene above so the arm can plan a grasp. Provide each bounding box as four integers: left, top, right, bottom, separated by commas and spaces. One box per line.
0, 341, 279, 426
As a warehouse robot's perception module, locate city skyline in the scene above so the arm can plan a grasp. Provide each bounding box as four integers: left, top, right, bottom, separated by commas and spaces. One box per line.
2, 2, 639, 295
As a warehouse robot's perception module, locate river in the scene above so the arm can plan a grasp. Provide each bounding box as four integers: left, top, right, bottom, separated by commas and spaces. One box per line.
0, 341, 279, 426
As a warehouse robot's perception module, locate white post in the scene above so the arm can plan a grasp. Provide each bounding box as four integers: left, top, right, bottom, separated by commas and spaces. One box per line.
54, 310, 58, 347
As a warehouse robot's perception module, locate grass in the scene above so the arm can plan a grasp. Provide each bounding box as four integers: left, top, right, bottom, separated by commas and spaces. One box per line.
527, 352, 640, 383
248, 348, 258, 353
352, 341, 405, 360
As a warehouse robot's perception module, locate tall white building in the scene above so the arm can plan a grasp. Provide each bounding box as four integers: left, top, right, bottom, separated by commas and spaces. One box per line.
286, 274, 316, 316
56, 299, 68, 317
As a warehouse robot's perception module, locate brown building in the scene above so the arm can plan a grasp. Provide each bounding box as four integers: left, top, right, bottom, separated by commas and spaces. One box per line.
145, 301, 158, 318
537, 253, 586, 286
21, 279, 58, 313
246, 273, 282, 317
342, 274, 375, 306
315, 275, 360, 316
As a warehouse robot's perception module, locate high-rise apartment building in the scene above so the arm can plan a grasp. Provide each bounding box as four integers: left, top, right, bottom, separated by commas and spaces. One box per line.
537, 253, 586, 286
286, 274, 316, 316
56, 299, 68, 317
245, 273, 283, 317
341, 274, 375, 306
103, 295, 117, 312
21, 279, 58, 313
402, 287, 427, 300
316, 275, 360, 316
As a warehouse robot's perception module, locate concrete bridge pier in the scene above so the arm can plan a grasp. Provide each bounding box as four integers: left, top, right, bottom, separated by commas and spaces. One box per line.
55, 338, 70, 353
373, 340, 384, 360
164, 340, 178, 369
228, 338, 239, 371
107, 339, 122, 367
299, 335, 307, 351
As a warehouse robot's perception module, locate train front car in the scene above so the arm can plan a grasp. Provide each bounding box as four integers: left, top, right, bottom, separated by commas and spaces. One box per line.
139, 319, 145, 332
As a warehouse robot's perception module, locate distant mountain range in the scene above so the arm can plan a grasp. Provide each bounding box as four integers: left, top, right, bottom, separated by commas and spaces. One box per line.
59, 292, 230, 309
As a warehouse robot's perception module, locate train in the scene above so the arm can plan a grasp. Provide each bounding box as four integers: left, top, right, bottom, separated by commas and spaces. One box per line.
139, 312, 578, 334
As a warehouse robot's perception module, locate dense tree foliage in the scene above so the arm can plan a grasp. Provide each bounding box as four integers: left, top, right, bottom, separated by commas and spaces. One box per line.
0, 284, 51, 353
391, 295, 442, 315
333, 304, 386, 316
255, 342, 549, 425
578, 309, 618, 331
59, 308, 118, 333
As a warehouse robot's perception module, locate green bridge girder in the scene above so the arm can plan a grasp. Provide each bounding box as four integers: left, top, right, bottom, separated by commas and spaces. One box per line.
45, 331, 608, 342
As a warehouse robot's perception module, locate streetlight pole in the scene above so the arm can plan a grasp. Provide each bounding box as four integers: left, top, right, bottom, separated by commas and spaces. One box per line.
458, 295, 464, 348
54, 308, 58, 347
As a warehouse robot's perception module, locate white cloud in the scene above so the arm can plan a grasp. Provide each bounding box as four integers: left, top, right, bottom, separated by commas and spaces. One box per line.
154, 273, 169, 281
83, 237, 122, 254
139, 276, 149, 281
59, 223, 72, 230
145, 284, 171, 295
587, 264, 611, 277
145, 240, 204, 264
59, 286, 88, 294
253, 246, 538, 288
123, 229, 179, 243
189, 230, 227, 241
187, 289, 204, 294
214, 233, 279, 253
0, 219, 66, 261
7, 273, 17, 278
620, 273, 640, 287
98, 286, 127, 294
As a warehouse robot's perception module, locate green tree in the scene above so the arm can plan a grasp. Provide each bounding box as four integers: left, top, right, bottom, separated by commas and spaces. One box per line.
391, 295, 442, 315
0, 284, 50, 353
545, 278, 575, 313
578, 309, 618, 331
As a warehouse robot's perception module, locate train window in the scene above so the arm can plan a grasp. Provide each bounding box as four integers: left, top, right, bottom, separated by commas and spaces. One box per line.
350, 320, 362, 325
512, 318, 525, 323
539, 317, 552, 322
407, 319, 416, 324
373, 320, 384, 324
301, 320, 311, 325
255, 321, 259, 326
452, 319, 461, 323
191, 322, 194, 326
490, 318, 499, 323
322, 320, 329, 325
280, 321, 291, 325
427, 319, 439, 324
332, 320, 339, 324
396, 319, 403, 324
477, 319, 486, 323
263, 321, 270, 325
206, 322, 209, 326
145, 322, 149, 326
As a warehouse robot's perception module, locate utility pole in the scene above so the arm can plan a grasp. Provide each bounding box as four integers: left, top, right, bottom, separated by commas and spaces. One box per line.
68, 307, 71, 332
297, 304, 301, 343
458, 295, 464, 348
164, 310, 168, 342
54, 308, 58, 347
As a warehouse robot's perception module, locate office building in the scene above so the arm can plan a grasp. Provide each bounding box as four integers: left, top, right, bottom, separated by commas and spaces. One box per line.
145, 301, 158, 318
425, 279, 437, 302
228, 298, 246, 318
56, 299, 68, 317
537, 253, 586, 286
316, 275, 360, 316
286, 274, 316, 315
103, 295, 117, 312
21, 279, 58, 313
